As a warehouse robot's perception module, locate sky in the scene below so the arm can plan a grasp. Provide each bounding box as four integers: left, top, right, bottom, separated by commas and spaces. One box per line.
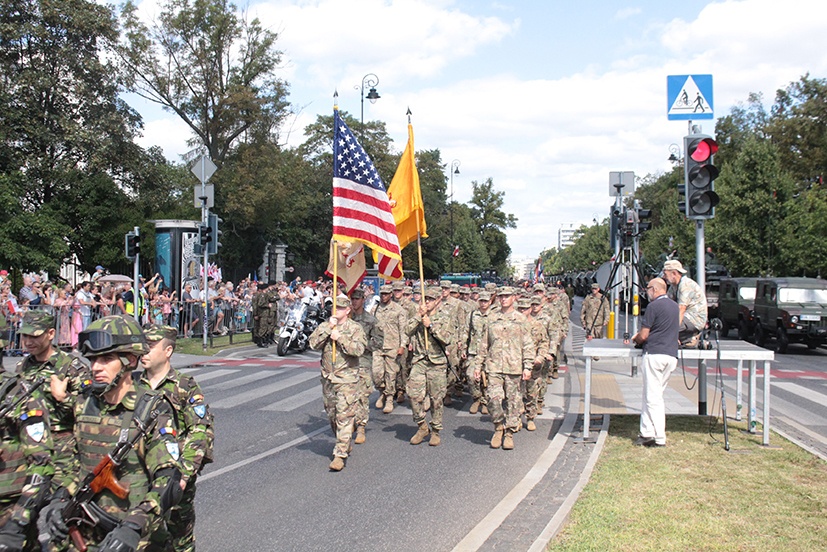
129, 0, 827, 262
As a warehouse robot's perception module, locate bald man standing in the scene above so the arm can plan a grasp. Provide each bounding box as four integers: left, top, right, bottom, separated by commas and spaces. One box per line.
629, 278, 679, 447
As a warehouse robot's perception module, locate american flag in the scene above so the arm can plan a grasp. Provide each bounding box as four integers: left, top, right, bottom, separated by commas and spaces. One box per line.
332, 109, 402, 279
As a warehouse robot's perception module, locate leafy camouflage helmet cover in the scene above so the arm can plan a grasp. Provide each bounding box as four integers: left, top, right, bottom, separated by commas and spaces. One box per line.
79, 315, 149, 357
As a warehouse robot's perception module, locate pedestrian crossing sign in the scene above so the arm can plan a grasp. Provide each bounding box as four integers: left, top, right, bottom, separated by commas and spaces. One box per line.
667, 74, 714, 120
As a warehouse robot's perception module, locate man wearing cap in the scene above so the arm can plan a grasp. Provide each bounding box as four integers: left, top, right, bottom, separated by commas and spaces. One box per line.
546, 289, 569, 380
439, 280, 465, 405
392, 282, 417, 404
91, 265, 106, 283
662, 260, 707, 347
137, 325, 214, 552
347, 289, 382, 444
473, 287, 534, 450
466, 292, 492, 415
15, 311, 88, 498
370, 285, 406, 415
581, 283, 610, 339
406, 287, 454, 446
516, 298, 548, 431
309, 296, 367, 471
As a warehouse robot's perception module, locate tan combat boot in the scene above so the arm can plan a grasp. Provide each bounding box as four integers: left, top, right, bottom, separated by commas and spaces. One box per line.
354, 426, 366, 444
481, 404, 489, 415
410, 423, 430, 445
469, 400, 481, 414
526, 419, 536, 431
502, 430, 515, 450
551, 368, 560, 379
329, 457, 345, 471
443, 395, 453, 406
383, 396, 395, 414
429, 431, 441, 446
375, 394, 385, 409
490, 424, 504, 449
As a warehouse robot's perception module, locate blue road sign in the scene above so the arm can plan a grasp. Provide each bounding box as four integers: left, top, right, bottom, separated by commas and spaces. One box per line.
667, 74, 714, 120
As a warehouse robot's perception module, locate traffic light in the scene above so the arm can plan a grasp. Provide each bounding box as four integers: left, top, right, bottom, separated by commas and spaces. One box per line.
637, 207, 652, 232
198, 223, 212, 247
677, 180, 687, 215
207, 213, 223, 255
125, 232, 140, 260
684, 134, 719, 219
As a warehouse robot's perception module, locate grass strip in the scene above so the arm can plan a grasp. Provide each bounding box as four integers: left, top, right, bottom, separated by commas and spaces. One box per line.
549, 415, 827, 551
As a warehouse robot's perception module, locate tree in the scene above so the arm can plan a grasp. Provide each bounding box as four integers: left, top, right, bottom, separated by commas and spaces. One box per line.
118, 0, 290, 164
469, 178, 517, 275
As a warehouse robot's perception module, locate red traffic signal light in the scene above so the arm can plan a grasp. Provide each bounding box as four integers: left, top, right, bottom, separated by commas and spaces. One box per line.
683, 134, 719, 219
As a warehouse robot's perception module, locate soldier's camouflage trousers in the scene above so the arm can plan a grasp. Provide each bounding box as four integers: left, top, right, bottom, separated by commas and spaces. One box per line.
355, 365, 372, 427
396, 349, 412, 394
466, 363, 487, 404
522, 366, 544, 420
487, 373, 522, 431
321, 378, 359, 458
371, 352, 399, 397
149, 479, 197, 552
408, 360, 447, 431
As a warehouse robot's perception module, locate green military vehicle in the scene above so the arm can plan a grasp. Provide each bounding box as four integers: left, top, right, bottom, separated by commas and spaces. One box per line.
716, 277, 757, 341
752, 277, 827, 353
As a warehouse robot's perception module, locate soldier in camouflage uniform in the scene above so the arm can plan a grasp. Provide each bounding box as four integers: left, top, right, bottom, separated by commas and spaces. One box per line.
516, 299, 549, 432
309, 296, 367, 472
581, 283, 610, 339
662, 259, 707, 347
15, 312, 88, 510
466, 292, 492, 415
251, 282, 267, 347
347, 289, 382, 445
38, 315, 183, 552
265, 282, 281, 343
392, 282, 417, 404
473, 287, 534, 450
438, 281, 465, 405
0, 368, 55, 551
406, 287, 454, 446
370, 286, 405, 414
138, 325, 214, 552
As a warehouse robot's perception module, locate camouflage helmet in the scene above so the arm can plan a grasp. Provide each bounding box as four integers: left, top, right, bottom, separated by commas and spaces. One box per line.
78, 315, 149, 358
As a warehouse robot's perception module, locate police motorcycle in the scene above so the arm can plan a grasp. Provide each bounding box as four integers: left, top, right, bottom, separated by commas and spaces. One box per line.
277, 296, 327, 356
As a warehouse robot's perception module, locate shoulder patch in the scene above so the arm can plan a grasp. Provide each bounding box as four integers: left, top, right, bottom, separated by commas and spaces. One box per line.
165, 441, 180, 461
159, 427, 177, 437
189, 394, 204, 404
20, 409, 44, 421
193, 404, 207, 419
26, 421, 46, 442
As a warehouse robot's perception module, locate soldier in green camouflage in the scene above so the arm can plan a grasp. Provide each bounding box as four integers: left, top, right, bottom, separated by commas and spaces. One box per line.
406, 287, 454, 447
473, 287, 534, 450
392, 283, 417, 404
309, 296, 367, 472
0, 368, 55, 551
347, 289, 382, 445
265, 282, 281, 342
370, 285, 406, 414
466, 292, 492, 415
138, 325, 214, 552
38, 315, 183, 552
439, 281, 466, 405
581, 283, 610, 339
516, 299, 549, 432
15, 311, 88, 509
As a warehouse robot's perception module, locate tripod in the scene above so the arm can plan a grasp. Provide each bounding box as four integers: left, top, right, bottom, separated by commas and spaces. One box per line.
587, 243, 647, 340
711, 318, 730, 451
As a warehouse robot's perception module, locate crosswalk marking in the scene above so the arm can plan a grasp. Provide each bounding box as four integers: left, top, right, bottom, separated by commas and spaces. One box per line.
260, 386, 321, 411
201, 369, 283, 392
185, 369, 239, 383
774, 382, 827, 408
211, 371, 319, 409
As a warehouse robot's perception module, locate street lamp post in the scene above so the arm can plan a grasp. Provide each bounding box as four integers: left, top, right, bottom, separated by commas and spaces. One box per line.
358, 73, 380, 133
449, 159, 461, 272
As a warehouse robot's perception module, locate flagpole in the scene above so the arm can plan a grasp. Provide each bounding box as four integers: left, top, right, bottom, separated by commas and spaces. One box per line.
415, 225, 429, 351
332, 239, 338, 362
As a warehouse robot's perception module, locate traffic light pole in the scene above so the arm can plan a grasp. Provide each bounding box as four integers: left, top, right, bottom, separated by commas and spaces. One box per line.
199, 158, 210, 353
696, 218, 707, 415
132, 226, 140, 324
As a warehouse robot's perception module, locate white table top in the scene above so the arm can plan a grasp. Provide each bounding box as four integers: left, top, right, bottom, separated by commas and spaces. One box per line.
582, 339, 775, 361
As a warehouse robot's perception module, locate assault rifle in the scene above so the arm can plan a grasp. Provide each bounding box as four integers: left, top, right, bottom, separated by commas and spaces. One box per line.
47, 406, 161, 552
0, 377, 45, 419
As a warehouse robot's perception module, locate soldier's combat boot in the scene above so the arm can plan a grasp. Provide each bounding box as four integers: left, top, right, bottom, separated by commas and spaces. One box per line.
481, 404, 489, 415
526, 419, 536, 431
469, 400, 481, 415
551, 369, 559, 379
354, 426, 366, 444
329, 457, 345, 471
375, 394, 385, 409
502, 430, 515, 450
490, 424, 504, 449
443, 395, 453, 406
383, 396, 394, 414
429, 431, 441, 446
410, 423, 430, 445
396, 390, 405, 404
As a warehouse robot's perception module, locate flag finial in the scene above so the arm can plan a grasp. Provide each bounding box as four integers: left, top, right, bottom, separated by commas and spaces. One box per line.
334, 89, 339, 110
406, 107, 412, 124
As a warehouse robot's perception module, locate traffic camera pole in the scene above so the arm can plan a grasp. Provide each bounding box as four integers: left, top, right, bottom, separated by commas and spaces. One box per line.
200, 157, 209, 352
133, 226, 140, 324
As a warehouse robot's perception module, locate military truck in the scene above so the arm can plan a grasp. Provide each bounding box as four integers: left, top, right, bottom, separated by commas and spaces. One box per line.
752, 277, 827, 353
716, 277, 757, 341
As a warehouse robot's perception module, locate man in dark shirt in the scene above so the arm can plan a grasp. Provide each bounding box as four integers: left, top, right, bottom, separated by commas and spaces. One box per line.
629, 277, 679, 447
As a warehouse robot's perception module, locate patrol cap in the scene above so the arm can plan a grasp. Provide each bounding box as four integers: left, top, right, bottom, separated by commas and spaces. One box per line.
530, 296, 542, 305
334, 295, 352, 308
477, 291, 492, 301
591, 283, 600, 290
439, 280, 452, 289
379, 284, 393, 294
424, 287, 441, 299
459, 286, 471, 295
404, 286, 413, 294
144, 324, 178, 343
392, 281, 405, 291
532, 283, 545, 292
18, 311, 55, 336
450, 284, 459, 292
484, 283, 497, 291
498, 286, 515, 296
516, 298, 531, 309
350, 288, 365, 299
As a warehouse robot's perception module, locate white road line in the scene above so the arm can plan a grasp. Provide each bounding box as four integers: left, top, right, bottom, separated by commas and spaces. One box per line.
211, 371, 319, 408
774, 381, 827, 407
260, 386, 321, 411
184, 369, 239, 383
201, 369, 283, 392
